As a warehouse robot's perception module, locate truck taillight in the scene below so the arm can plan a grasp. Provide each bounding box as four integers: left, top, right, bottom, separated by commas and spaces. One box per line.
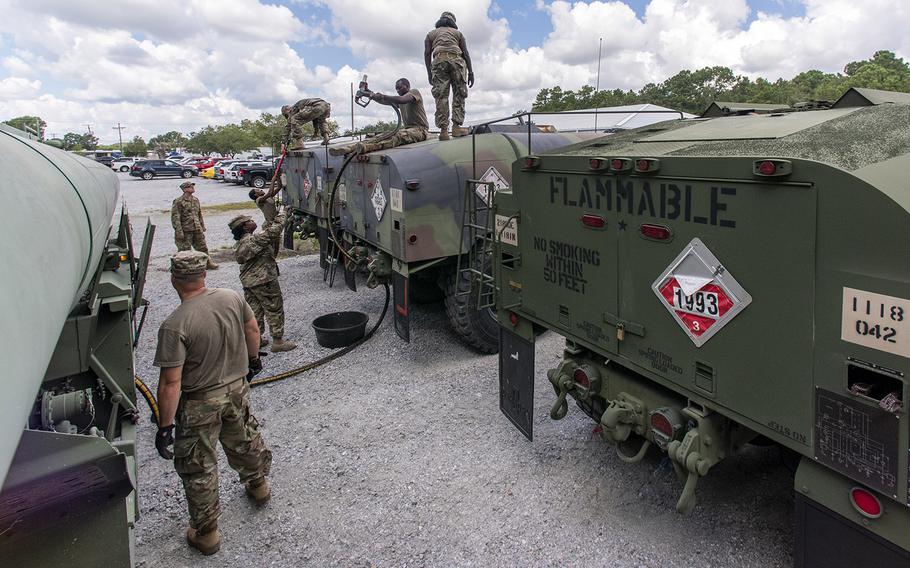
649, 407, 682, 450
640, 223, 671, 240
635, 158, 659, 173
588, 158, 608, 171
238, 169, 245, 175
753, 159, 792, 177
850, 487, 883, 518
610, 158, 632, 172
521, 156, 540, 170
572, 368, 590, 388
508, 312, 519, 326
581, 214, 606, 229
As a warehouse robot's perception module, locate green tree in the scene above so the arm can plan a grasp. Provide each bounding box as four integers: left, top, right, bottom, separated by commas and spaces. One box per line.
122, 136, 148, 157
3, 115, 46, 139
79, 132, 99, 151
148, 130, 187, 152
343, 120, 399, 137
62, 132, 83, 151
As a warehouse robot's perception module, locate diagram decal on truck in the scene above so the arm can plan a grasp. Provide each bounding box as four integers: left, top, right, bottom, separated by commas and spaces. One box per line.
652, 238, 752, 347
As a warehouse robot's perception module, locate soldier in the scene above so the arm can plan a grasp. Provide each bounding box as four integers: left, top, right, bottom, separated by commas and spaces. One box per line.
329, 78, 429, 156
229, 211, 297, 352
153, 250, 272, 556
282, 98, 332, 150
425, 11, 474, 140
171, 181, 218, 269
249, 188, 280, 255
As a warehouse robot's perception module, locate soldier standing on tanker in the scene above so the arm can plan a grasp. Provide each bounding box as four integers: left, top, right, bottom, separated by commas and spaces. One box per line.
229, 210, 297, 352
329, 78, 429, 156
171, 181, 218, 269
282, 98, 332, 150
153, 251, 272, 556
425, 11, 474, 140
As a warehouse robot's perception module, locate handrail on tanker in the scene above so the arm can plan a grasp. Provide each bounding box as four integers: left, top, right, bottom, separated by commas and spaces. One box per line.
468, 108, 688, 179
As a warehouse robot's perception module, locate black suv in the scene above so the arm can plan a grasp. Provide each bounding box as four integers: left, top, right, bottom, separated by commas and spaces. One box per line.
129, 159, 198, 180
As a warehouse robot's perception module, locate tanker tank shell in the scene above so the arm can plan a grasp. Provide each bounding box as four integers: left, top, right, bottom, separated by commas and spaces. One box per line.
0, 130, 119, 483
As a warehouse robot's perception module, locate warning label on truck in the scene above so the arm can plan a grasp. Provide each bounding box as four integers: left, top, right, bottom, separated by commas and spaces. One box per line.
841, 287, 910, 358
652, 238, 751, 347
495, 215, 518, 246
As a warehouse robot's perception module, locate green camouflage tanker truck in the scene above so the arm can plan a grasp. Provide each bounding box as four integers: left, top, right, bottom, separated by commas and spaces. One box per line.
331, 131, 596, 352
0, 125, 153, 566
495, 100, 910, 566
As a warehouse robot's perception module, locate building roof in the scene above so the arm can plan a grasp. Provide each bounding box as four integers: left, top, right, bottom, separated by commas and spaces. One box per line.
701, 101, 786, 117
832, 87, 910, 108
469, 104, 695, 134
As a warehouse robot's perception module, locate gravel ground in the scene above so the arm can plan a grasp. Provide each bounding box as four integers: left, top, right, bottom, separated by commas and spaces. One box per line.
129, 172, 794, 567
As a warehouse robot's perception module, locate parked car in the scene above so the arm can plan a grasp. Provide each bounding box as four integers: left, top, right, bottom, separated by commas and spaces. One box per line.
223, 161, 265, 183
129, 159, 198, 180
94, 155, 114, 166
240, 163, 276, 188
214, 160, 237, 180
110, 157, 140, 172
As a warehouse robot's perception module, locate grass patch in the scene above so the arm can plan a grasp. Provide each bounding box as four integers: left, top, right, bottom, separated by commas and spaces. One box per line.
203, 201, 256, 213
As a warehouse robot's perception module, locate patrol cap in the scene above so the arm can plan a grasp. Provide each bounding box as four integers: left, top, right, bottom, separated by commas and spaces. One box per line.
170, 251, 208, 276
179, 180, 196, 190
228, 214, 253, 231
441, 11, 456, 22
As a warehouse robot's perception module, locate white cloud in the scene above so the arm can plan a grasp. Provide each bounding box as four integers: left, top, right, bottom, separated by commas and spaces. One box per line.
0, 0, 906, 143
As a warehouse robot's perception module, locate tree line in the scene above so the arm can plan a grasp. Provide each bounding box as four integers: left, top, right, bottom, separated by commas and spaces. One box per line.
532, 50, 910, 114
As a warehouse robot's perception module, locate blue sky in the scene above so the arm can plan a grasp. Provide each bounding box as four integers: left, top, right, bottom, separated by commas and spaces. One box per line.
0, 0, 903, 143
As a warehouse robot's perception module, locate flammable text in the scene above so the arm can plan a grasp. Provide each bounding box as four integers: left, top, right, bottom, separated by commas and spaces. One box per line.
549, 176, 736, 228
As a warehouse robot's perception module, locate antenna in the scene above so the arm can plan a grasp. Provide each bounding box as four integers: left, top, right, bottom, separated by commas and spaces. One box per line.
594, 37, 603, 132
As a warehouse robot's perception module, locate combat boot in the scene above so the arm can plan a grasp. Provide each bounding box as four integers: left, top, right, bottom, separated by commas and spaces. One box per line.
438, 129, 450, 141
245, 478, 271, 505
206, 258, 219, 270
451, 125, 469, 138
271, 337, 297, 352
187, 526, 221, 555
259, 336, 269, 347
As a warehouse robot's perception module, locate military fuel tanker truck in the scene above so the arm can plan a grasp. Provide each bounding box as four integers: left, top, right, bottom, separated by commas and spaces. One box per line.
0, 125, 153, 566
495, 100, 910, 566
331, 131, 596, 352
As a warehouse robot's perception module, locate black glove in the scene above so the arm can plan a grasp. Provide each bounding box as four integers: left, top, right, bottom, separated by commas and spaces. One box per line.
247, 356, 263, 382
155, 424, 175, 460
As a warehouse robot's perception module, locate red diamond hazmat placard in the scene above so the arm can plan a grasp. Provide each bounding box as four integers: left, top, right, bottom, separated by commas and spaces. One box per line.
652, 238, 752, 347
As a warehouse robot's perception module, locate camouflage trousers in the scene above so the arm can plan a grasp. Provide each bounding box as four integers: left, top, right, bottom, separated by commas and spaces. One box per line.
244, 279, 285, 339
174, 382, 272, 534
360, 127, 428, 153
431, 54, 468, 129
175, 230, 209, 253
289, 100, 331, 147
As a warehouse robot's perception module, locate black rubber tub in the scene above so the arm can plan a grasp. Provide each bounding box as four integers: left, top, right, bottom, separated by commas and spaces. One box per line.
312, 311, 369, 348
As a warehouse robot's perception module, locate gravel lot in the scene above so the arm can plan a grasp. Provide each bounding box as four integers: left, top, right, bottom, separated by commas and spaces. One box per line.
128, 172, 794, 567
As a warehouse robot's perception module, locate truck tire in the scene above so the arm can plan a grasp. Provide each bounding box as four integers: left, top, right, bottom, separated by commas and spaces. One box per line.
252, 176, 267, 189
141, 171, 154, 180
181, 170, 193, 178
443, 256, 499, 354
119, 165, 129, 172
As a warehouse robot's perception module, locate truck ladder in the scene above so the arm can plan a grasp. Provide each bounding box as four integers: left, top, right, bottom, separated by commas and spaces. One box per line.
456, 179, 497, 309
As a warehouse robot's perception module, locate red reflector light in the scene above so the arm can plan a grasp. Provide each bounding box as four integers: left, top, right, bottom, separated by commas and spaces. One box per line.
405, 180, 420, 190
521, 156, 540, 170
581, 214, 606, 228
850, 487, 883, 518
611, 159, 624, 170
408, 234, 417, 244
589, 158, 605, 170
758, 160, 777, 176
650, 413, 674, 438
573, 368, 590, 388
508, 312, 519, 326
640, 223, 671, 240
636, 159, 650, 171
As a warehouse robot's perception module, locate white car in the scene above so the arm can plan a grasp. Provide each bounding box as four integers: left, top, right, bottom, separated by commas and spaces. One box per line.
224, 161, 267, 183
110, 157, 140, 172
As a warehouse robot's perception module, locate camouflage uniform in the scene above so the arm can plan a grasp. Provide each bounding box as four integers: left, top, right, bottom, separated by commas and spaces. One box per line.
174, 383, 272, 535
172, 194, 209, 253
330, 89, 429, 155
285, 98, 331, 148
232, 212, 287, 339
155, 251, 272, 537
426, 16, 469, 131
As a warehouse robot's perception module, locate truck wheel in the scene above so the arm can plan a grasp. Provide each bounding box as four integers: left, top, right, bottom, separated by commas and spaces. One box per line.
181, 170, 193, 178
443, 256, 499, 354
141, 171, 154, 180
119, 165, 129, 172
252, 176, 267, 189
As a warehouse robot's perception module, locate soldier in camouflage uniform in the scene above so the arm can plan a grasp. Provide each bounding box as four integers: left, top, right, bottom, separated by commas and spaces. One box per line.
172, 181, 218, 269
282, 98, 332, 150
329, 78, 429, 156
425, 11, 474, 140
249, 188, 280, 256
229, 212, 297, 352
153, 251, 272, 556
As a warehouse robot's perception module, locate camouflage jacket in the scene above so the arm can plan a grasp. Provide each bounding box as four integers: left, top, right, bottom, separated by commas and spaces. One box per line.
234, 212, 285, 288
171, 195, 205, 233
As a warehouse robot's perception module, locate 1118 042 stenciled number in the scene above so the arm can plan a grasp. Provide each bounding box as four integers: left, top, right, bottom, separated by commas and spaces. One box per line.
841, 287, 910, 358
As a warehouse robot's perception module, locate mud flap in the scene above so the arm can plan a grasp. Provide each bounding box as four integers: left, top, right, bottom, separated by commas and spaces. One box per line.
283, 216, 295, 250
317, 226, 329, 269
499, 327, 535, 441
393, 272, 410, 342
343, 259, 357, 291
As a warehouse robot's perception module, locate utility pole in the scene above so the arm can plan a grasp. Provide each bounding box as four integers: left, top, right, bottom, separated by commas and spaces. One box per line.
594, 37, 603, 132
350, 82, 355, 138
84, 124, 93, 135
113, 122, 126, 152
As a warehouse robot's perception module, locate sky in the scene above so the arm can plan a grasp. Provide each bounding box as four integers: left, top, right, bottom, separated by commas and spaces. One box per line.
0, 0, 906, 144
